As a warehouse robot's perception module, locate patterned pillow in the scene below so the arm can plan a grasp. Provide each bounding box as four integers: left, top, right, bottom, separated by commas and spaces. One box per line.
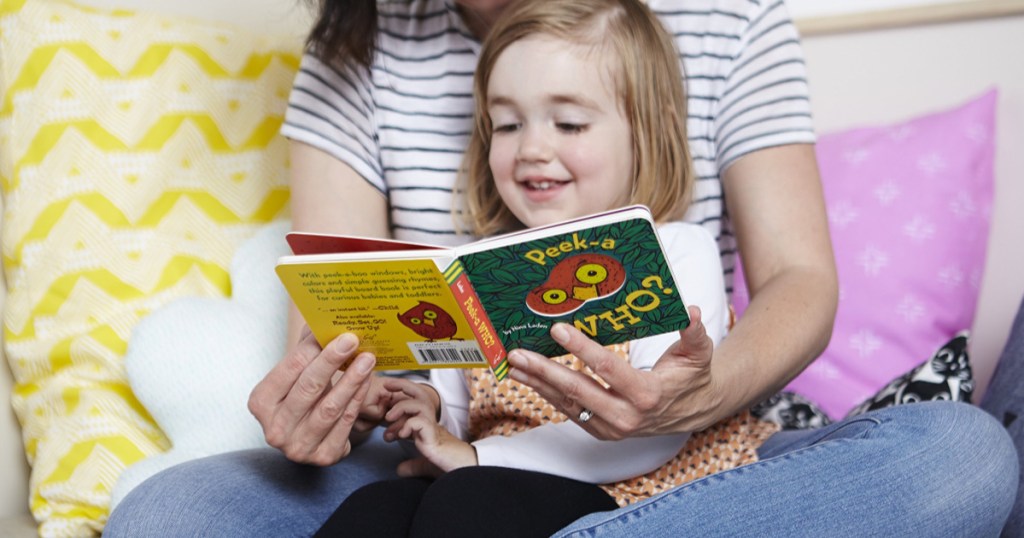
751, 391, 832, 431
110, 222, 290, 508
845, 333, 973, 418
752, 334, 973, 429
733, 90, 995, 419
0, 0, 299, 535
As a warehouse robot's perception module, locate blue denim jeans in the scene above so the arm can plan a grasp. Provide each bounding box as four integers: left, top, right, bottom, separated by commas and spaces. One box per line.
557, 401, 1015, 537
106, 400, 1016, 537
982, 296, 1024, 537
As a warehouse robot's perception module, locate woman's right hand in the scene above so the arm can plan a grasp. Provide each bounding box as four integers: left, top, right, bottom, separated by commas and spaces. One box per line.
248, 329, 380, 466
507, 305, 722, 439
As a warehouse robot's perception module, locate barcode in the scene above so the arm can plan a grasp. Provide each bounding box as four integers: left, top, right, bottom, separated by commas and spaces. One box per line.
408, 341, 487, 366
418, 348, 482, 364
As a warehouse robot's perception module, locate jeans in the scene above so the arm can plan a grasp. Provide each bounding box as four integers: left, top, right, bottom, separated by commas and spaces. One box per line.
982, 296, 1024, 537
557, 402, 1015, 537
106, 428, 406, 537
106, 401, 1016, 538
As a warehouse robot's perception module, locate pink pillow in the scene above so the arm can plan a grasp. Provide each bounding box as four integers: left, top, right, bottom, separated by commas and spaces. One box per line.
732, 90, 996, 419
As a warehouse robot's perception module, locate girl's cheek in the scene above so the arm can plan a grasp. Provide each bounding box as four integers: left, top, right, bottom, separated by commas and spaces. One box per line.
489, 141, 515, 178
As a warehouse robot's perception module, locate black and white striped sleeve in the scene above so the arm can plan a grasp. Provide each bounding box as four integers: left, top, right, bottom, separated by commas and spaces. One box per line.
714, 0, 816, 169
282, 53, 385, 193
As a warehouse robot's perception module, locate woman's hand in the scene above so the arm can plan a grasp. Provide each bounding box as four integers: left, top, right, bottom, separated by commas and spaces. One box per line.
382, 378, 477, 477
507, 305, 721, 439
248, 329, 380, 466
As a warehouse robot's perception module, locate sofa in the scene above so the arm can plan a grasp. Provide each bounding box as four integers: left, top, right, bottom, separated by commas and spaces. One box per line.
2, 1, 1023, 536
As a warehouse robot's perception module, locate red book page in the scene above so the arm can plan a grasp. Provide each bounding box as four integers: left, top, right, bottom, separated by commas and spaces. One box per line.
286, 232, 446, 255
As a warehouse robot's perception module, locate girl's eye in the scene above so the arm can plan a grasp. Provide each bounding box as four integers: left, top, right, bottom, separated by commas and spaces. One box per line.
556, 122, 587, 134
492, 123, 521, 133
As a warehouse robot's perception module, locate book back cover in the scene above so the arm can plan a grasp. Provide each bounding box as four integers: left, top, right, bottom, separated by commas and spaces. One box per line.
276, 258, 489, 371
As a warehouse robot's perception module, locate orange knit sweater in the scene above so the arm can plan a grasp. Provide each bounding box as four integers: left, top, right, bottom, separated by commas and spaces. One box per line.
465, 343, 779, 506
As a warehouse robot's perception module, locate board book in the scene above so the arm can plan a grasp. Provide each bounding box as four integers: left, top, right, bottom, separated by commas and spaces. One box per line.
276, 205, 690, 380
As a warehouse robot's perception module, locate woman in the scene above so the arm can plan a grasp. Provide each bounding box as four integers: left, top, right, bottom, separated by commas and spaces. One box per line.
106, 0, 1018, 536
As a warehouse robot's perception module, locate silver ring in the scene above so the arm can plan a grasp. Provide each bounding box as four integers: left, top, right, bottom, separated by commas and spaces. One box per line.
578, 408, 594, 423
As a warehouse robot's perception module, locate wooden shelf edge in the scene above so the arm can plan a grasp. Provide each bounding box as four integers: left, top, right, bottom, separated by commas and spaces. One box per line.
795, 0, 1024, 36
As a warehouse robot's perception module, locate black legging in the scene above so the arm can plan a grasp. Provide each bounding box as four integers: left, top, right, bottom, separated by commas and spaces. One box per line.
314, 466, 619, 537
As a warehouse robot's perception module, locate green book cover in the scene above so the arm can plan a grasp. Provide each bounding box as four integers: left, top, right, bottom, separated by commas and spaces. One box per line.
458, 208, 690, 358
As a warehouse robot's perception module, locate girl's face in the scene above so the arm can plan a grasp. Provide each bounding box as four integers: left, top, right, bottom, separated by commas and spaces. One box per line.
486, 36, 635, 229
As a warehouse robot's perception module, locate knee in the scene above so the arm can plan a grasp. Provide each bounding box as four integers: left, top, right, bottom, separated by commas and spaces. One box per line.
105, 460, 199, 537
415, 467, 518, 522
105, 449, 277, 537
937, 402, 1017, 469
960, 402, 1018, 484
904, 402, 1018, 518
421, 467, 495, 508
910, 401, 1016, 463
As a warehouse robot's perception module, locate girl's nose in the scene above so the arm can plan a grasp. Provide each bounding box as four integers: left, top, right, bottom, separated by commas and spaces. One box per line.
517, 126, 553, 162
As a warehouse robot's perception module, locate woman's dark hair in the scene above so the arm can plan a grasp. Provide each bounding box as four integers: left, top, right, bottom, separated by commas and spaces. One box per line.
306, 0, 379, 69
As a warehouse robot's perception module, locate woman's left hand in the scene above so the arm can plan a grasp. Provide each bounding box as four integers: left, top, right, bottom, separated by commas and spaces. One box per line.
507, 305, 722, 439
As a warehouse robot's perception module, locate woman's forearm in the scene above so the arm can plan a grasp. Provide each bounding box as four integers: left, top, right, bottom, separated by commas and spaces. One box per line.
711, 265, 837, 420
712, 142, 838, 422
285, 140, 390, 348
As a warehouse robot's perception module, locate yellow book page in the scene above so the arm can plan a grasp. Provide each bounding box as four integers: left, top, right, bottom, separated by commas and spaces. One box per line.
276, 258, 487, 370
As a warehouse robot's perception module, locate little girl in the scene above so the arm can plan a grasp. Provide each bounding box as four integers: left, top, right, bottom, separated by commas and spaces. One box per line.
316, 0, 776, 535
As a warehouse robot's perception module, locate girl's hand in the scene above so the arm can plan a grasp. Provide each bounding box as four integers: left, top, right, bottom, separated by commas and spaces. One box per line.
507, 305, 720, 439
355, 375, 395, 432
380, 377, 441, 441
395, 416, 478, 478
380, 378, 477, 476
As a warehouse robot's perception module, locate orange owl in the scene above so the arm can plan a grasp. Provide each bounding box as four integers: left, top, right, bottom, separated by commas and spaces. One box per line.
526, 253, 626, 316
397, 301, 459, 341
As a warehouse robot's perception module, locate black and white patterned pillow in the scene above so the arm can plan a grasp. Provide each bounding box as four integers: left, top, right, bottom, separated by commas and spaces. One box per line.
845, 333, 973, 419
753, 333, 973, 429
751, 391, 833, 430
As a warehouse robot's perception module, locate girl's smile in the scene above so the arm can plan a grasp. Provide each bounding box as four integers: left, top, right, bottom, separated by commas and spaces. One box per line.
518, 175, 572, 201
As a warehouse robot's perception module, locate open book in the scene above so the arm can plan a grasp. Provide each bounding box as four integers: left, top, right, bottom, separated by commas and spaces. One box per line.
276, 205, 690, 380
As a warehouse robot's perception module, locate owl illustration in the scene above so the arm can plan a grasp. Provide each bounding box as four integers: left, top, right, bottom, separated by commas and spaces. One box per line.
526, 253, 626, 316
397, 301, 459, 341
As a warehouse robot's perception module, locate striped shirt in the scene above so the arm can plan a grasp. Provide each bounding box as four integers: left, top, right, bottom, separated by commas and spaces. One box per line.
282, 0, 816, 292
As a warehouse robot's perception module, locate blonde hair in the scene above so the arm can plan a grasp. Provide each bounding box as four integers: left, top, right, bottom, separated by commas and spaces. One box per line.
461, 0, 694, 236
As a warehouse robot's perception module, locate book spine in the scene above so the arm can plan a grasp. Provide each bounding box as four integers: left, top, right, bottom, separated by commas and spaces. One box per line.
444, 260, 510, 380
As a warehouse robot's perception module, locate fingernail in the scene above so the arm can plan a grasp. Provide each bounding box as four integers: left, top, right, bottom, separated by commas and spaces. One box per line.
353, 353, 375, 374
333, 333, 358, 354
507, 350, 528, 368
551, 323, 570, 345
509, 368, 527, 383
